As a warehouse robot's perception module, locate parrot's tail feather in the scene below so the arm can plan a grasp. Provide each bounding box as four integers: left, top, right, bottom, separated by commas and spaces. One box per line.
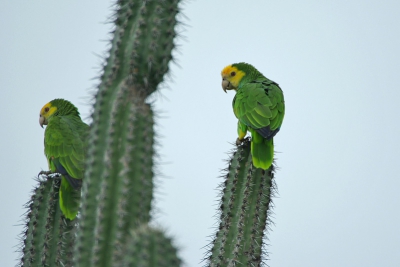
251, 131, 274, 170
59, 176, 81, 220
256, 125, 280, 140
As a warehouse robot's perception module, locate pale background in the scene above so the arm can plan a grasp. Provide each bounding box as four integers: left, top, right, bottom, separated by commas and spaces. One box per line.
1, 1, 400, 266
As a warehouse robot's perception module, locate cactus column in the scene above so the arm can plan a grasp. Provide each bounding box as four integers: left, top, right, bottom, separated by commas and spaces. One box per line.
18, 176, 76, 267
205, 139, 276, 266
74, 1, 180, 267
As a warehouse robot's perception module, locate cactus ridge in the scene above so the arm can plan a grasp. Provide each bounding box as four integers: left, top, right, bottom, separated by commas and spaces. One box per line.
204, 139, 277, 267
20, 176, 54, 267
91, 83, 132, 266
111, 100, 156, 263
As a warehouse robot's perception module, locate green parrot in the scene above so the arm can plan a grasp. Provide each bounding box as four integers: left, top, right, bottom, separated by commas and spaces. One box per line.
39, 99, 89, 220
221, 62, 285, 170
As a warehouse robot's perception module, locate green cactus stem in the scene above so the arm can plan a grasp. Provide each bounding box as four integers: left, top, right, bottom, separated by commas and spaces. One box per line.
117, 224, 182, 267
100, 0, 179, 97
18, 176, 76, 267
75, 96, 155, 267
205, 139, 277, 266
74, 1, 180, 266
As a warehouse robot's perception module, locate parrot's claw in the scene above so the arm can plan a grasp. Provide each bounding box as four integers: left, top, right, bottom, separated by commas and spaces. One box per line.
38, 170, 54, 178
236, 138, 244, 146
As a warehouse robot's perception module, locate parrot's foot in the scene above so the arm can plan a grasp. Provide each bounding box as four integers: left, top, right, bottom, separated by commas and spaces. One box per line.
38, 170, 60, 179
38, 170, 53, 177
236, 138, 244, 146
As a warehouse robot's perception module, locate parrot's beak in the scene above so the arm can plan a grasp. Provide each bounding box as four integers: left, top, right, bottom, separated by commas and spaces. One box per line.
222, 78, 232, 93
39, 115, 46, 128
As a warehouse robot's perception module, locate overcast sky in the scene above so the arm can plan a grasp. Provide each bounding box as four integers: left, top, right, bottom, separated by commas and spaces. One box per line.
1, 1, 400, 266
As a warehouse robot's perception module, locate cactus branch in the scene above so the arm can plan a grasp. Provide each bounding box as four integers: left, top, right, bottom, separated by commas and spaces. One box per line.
18, 176, 76, 267
205, 139, 277, 266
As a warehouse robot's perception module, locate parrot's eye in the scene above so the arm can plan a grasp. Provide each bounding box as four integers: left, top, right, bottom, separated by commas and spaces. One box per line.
230, 71, 236, 77
44, 107, 50, 112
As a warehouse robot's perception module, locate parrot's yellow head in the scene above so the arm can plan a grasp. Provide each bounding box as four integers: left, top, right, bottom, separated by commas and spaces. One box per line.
221, 64, 246, 93
39, 98, 80, 128
39, 102, 57, 128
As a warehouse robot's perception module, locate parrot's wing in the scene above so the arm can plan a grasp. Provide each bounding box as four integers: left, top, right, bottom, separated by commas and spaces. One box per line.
234, 81, 284, 140
264, 81, 285, 132
44, 116, 87, 184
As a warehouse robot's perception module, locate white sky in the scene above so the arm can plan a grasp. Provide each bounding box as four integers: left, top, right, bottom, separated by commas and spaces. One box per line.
1, 1, 400, 266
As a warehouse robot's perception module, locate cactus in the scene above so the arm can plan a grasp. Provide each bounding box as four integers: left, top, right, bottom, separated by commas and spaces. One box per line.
18, 176, 76, 267
117, 224, 182, 267
75, 99, 156, 267
204, 139, 277, 267
73, 0, 179, 266
98, 0, 178, 97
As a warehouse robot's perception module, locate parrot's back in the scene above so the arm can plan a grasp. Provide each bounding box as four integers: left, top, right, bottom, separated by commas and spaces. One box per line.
233, 76, 285, 169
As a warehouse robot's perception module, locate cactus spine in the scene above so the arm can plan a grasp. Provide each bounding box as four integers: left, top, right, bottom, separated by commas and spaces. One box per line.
18, 176, 76, 267
205, 139, 276, 266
